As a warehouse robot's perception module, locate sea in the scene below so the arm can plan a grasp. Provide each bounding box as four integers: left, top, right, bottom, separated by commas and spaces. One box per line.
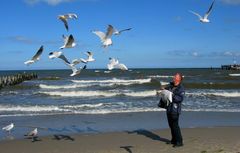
0, 68, 240, 140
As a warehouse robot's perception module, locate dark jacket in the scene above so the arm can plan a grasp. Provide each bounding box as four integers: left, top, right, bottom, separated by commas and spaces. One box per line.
165, 82, 185, 114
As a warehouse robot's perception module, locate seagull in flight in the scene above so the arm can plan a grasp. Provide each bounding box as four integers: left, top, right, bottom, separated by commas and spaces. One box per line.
80, 51, 95, 63
60, 34, 76, 49
92, 25, 114, 48
49, 51, 71, 64
24, 46, 44, 65
113, 28, 132, 35
70, 65, 87, 77
2, 123, 14, 134
49, 51, 86, 77
189, 0, 215, 23
107, 58, 128, 71
58, 13, 78, 31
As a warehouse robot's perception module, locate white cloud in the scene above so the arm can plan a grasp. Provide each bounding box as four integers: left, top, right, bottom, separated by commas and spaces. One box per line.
221, 0, 240, 5
192, 52, 199, 57
24, 0, 98, 6
224, 51, 240, 56
25, 0, 75, 6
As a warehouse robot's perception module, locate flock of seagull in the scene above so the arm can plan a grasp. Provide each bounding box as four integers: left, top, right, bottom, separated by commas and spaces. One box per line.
3, 0, 216, 141
24, 13, 132, 76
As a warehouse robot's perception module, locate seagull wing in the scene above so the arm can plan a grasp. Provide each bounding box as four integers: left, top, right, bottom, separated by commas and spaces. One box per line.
31, 45, 44, 61
93, 31, 106, 42
189, 10, 203, 19
86, 51, 92, 56
67, 13, 78, 19
119, 28, 132, 34
204, 0, 215, 19
80, 58, 87, 63
66, 34, 75, 46
106, 25, 114, 38
59, 54, 71, 64
117, 63, 128, 71
71, 59, 81, 65
60, 17, 69, 31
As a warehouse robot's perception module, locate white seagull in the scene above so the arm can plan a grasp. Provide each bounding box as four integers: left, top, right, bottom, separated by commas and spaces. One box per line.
92, 25, 114, 48
58, 13, 78, 31
25, 128, 38, 142
189, 0, 215, 23
70, 65, 87, 77
49, 51, 71, 64
80, 51, 95, 63
107, 58, 128, 71
60, 34, 76, 49
2, 123, 14, 134
113, 28, 132, 35
49, 51, 86, 77
24, 46, 44, 65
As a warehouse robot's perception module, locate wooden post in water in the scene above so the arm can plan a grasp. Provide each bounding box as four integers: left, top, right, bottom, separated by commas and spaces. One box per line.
0, 73, 38, 90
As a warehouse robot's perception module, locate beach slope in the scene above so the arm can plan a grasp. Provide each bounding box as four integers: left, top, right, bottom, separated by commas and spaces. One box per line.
0, 127, 240, 153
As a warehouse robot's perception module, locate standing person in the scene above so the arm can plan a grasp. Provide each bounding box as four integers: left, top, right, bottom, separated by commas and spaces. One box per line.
164, 73, 185, 147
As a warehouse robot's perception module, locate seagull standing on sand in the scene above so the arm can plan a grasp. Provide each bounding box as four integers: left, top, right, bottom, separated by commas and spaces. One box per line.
25, 128, 38, 142
24, 46, 44, 65
189, 0, 215, 23
2, 123, 14, 134
107, 58, 128, 71
58, 13, 78, 31
113, 28, 132, 35
60, 34, 76, 49
92, 25, 114, 48
49, 51, 86, 77
80, 51, 95, 63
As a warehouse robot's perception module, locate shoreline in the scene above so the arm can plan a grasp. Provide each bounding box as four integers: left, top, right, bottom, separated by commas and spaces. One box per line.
0, 126, 240, 153
1, 111, 240, 141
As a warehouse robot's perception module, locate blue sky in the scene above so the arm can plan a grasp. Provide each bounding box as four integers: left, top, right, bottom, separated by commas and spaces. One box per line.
1, 0, 240, 70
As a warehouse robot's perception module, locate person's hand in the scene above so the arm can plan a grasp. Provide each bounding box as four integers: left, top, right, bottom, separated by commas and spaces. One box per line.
160, 86, 165, 90
156, 91, 160, 96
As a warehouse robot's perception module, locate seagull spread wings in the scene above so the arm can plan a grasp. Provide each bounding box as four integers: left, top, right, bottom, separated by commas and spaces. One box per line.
58, 13, 77, 31
204, 0, 215, 19
24, 45, 44, 65
106, 25, 114, 38
32, 46, 44, 61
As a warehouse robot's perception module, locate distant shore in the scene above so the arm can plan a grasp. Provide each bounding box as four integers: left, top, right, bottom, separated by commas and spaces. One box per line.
0, 126, 239, 153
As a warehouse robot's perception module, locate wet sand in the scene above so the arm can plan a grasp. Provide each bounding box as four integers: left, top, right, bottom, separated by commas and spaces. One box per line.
0, 127, 240, 153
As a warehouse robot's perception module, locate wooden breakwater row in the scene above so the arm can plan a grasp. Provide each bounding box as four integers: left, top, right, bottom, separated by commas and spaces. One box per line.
0, 73, 38, 89
221, 64, 240, 70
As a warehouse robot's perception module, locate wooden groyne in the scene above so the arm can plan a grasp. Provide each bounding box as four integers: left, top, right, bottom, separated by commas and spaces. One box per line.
0, 73, 37, 89
221, 64, 240, 70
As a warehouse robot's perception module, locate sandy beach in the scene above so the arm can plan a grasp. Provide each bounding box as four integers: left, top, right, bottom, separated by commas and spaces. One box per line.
0, 126, 239, 153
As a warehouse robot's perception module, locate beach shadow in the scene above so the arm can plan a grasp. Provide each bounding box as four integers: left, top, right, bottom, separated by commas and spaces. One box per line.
25, 136, 41, 142
53, 134, 75, 141
120, 146, 134, 153
126, 129, 169, 143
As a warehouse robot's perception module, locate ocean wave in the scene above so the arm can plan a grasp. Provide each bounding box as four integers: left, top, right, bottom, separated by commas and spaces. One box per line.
71, 78, 151, 84
39, 84, 90, 89
39, 78, 153, 90
40, 91, 118, 97
148, 75, 173, 78
63, 103, 104, 108
38, 90, 157, 98
124, 90, 157, 97
1, 106, 240, 117
187, 91, 240, 97
0, 105, 65, 112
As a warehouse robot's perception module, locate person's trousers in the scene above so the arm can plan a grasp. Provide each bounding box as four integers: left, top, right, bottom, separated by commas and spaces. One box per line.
167, 113, 183, 144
